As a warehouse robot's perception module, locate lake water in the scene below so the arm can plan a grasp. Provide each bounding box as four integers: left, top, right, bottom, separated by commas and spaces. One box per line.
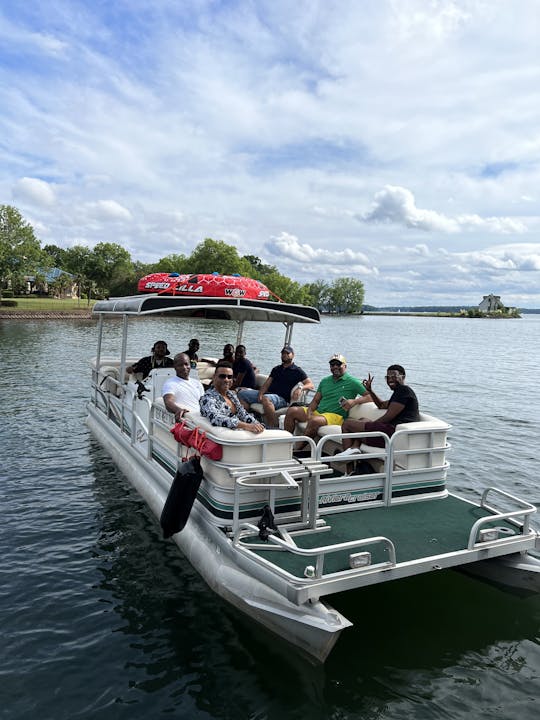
1, 314, 539, 719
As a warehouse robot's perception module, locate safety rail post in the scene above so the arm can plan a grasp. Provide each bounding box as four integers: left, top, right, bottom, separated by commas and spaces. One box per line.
317, 430, 392, 504
232, 468, 301, 535
94, 314, 103, 406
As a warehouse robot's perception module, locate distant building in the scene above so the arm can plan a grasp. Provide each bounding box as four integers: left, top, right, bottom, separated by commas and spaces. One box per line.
478, 294, 504, 312
25, 268, 77, 298
478, 294, 518, 316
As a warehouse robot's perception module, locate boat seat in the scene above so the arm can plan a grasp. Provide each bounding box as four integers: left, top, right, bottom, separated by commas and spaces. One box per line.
93, 357, 142, 395
196, 360, 218, 384
299, 402, 449, 472
361, 415, 449, 470
153, 402, 296, 487
97, 365, 121, 395
148, 367, 177, 400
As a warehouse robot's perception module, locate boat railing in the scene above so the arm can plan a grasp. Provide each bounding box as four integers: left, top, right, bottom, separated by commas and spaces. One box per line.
232, 520, 397, 593
229, 450, 333, 534
90, 372, 127, 427
316, 426, 450, 507
467, 487, 537, 549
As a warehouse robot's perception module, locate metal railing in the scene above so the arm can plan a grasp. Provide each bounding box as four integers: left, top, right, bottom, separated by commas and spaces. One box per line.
232, 521, 397, 582
467, 487, 537, 549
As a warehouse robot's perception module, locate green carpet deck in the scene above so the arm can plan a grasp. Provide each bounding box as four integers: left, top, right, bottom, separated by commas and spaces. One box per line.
248, 495, 518, 577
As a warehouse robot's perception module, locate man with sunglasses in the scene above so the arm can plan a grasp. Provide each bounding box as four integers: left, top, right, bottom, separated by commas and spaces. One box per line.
162, 352, 205, 422
340, 364, 419, 453
200, 362, 265, 433
284, 353, 370, 446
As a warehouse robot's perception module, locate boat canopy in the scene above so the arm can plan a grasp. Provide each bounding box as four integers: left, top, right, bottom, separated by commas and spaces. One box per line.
92, 294, 320, 324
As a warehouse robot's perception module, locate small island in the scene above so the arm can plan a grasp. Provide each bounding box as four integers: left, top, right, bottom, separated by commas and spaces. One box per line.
458, 294, 520, 318
363, 294, 521, 318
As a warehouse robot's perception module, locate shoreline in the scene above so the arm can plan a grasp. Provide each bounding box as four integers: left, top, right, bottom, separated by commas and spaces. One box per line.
1, 309, 528, 320
0, 310, 94, 320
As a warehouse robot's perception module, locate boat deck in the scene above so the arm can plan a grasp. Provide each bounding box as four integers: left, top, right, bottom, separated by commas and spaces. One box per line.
233, 492, 537, 604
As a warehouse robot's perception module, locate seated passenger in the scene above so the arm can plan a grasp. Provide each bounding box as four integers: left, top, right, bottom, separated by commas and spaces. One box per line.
221, 343, 235, 364
232, 344, 257, 390
284, 354, 370, 450
162, 352, 205, 422
183, 338, 200, 363
203, 343, 235, 368
200, 362, 265, 434
238, 346, 314, 428
126, 340, 174, 378
341, 364, 420, 455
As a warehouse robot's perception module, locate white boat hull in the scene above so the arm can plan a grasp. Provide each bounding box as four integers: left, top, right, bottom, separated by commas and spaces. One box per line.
87, 404, 351, 662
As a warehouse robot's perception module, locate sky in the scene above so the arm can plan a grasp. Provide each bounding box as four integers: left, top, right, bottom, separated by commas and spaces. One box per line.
1, 0, 540, 307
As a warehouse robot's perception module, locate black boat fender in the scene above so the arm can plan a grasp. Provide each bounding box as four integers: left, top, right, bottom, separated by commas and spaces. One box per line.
160, 457, 203, 538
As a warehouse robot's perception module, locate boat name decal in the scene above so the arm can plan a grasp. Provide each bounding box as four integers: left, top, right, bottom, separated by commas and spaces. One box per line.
175, 284, 204, 293
224, 288, 246, 297
145, 281, 171, 289
320, 492, 378, 505
155, 407, 174, 424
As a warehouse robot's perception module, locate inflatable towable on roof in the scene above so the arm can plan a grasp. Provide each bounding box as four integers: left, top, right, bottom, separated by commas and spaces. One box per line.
137, 272, 272, 300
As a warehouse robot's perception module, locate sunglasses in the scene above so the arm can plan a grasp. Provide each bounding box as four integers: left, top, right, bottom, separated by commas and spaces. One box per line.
217, 373, 234, 379
329, 361, 343, 367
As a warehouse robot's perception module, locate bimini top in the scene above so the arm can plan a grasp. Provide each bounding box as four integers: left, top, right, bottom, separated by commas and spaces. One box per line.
92, 294, 320, 324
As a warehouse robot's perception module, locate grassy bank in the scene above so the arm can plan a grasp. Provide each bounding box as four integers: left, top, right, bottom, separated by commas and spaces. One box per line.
0, 296, 95, 318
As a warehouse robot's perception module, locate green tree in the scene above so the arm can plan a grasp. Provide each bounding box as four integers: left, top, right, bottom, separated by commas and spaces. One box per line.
188, 238, 252, 276
150, 253, 188, 273
87, 242, 132, 299
0, 205, 43, 299
259, 270, 310, 304
49, 271, 73, 298
62, 245, 93, 303
42, 244, 67, 269
242, 255, 275, 275
327, 277, 365, 314
242, 255, 311, 304
305, 279, 330, 311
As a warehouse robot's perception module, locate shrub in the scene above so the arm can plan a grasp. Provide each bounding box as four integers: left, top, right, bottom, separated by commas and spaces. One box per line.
1, 300, 18, 307
2, 290, 14, 298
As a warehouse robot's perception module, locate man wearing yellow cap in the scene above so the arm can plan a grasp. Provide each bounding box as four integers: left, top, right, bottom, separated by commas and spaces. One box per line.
284, 353, 371, 446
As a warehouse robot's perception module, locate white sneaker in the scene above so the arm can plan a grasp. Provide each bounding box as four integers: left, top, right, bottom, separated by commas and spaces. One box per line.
339, 447, 361, 457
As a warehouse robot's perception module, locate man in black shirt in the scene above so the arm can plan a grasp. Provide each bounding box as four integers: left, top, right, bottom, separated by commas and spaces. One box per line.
341, 364, 420, 453
184, 338, 200, 363
126, 340, 174, 378
232, 344, 257, 390
238, 346, 314, 428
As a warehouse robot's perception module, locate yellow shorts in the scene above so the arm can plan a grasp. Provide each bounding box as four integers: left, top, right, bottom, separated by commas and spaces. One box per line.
302, 408, 344, 426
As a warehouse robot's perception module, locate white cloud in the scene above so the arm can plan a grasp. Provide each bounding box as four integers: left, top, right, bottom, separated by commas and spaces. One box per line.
13, 177, 56, 207
266, 232, 373, 275
361, 185, 527, 234
85, 200, 132, 222
1, 1, 540, 305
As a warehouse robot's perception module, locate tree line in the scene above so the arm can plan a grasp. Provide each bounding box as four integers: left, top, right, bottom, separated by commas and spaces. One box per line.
0, 204, 365, 312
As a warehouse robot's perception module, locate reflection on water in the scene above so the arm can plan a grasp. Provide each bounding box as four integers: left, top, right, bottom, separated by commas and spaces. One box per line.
1, 316, 540, 719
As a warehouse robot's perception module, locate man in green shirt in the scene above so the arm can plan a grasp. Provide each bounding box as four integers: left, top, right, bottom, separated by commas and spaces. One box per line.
284, 353, 371, 448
